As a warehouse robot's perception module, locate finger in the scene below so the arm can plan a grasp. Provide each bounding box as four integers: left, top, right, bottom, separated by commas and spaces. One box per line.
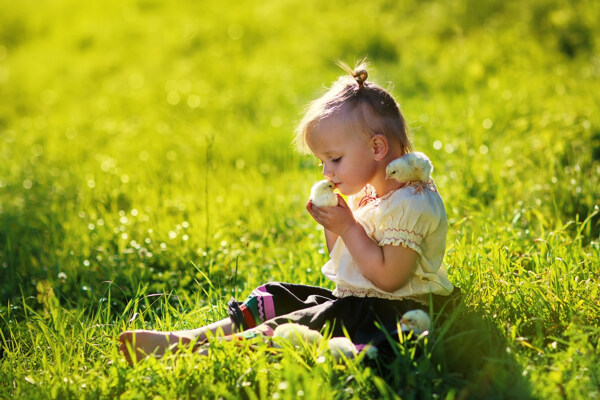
311, 208, 326, 224
309, 208, 320, 221
312, 204, 326, 216
307, 204, 318, 219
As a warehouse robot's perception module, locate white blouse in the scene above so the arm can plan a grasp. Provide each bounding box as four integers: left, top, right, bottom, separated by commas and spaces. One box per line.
321, 181, 454, 303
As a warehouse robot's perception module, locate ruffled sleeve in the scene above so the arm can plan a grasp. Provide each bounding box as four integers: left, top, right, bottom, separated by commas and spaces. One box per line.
377, 184, 446, 256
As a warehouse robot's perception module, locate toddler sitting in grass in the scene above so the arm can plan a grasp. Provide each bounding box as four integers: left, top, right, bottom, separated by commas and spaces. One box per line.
119, 61, 456, 364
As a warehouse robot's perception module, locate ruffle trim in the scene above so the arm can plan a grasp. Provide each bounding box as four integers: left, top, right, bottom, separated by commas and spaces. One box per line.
380, 228, 423, 255
333, 287, 429, 305
380, 237, 422, 255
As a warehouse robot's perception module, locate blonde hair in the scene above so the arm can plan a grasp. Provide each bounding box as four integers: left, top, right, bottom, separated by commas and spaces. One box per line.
294, 60, 412, 155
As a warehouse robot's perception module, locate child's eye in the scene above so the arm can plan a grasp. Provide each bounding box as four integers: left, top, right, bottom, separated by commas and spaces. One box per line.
331, 157, 341, 163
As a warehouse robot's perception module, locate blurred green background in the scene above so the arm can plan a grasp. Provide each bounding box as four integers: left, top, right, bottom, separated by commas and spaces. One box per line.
1, 0, 597, 304
0, 0, 599, 397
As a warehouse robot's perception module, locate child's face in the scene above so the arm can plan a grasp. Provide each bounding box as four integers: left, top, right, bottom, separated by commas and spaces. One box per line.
306, 116, 377, 196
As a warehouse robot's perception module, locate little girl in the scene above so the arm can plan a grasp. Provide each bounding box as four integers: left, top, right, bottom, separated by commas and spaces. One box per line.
119, 62, 455, 364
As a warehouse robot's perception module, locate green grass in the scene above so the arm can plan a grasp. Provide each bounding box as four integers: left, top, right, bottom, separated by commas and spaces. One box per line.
1, 0, 599, 398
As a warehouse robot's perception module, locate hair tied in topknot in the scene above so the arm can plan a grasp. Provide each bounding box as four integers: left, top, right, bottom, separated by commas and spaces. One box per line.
336, 59, 369, 88
354, 69, 368, 87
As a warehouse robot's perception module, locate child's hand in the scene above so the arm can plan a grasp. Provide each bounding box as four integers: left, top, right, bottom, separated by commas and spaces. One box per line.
306, 195, 356, 237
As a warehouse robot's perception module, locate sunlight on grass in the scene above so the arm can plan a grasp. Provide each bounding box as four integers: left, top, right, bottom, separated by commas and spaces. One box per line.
1, 0, 599, 398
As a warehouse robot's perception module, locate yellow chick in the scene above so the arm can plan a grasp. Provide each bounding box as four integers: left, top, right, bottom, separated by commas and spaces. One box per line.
310, 180, 338, 207
386, 152, 432, 183
273, 323, 323, 347
327, 337, 358, 360
400, 309, 431, 334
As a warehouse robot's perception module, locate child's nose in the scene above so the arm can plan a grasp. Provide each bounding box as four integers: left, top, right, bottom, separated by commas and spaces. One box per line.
322, 163, 334, 178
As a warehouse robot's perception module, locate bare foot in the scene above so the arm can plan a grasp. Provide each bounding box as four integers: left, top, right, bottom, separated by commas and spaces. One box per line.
118, 330, 191, 365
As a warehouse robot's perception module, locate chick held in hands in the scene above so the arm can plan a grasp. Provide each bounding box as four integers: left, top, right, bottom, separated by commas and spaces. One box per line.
310, 180, 338, 207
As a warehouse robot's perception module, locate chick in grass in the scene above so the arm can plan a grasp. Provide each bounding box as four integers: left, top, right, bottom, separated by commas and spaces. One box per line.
310, 180, 338, 207
272, 323, 323, 347
272, 309, 429, 361
400, 309, 431, 334
327, 337, 358, 360
273, 323, 356, 361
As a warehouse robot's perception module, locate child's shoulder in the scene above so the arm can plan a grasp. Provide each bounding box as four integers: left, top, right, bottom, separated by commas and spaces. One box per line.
389, 180, 439, 200
384, 181, 442, 211
350, 181, 442, 213
383, 151, 444, 208
375, 183, 445, 233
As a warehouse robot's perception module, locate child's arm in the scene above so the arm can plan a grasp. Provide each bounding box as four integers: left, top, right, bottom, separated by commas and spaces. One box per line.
340, 223, 417, 292
324, 229, 338, 254
307, 201, 339, 254
308, 196, 416, 292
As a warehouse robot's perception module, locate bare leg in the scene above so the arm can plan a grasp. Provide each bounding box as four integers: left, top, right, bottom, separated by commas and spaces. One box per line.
118, 318, 235, 365
172, 318, 235, 341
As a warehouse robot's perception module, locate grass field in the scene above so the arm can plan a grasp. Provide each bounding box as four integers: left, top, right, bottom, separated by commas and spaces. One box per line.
1, 0, 599, 398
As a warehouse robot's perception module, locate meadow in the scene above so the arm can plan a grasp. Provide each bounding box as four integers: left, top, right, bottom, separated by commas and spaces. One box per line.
0, 0, 599, 398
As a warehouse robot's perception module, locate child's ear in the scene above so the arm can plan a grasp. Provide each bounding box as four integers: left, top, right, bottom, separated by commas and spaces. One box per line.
370, 134, 388, 161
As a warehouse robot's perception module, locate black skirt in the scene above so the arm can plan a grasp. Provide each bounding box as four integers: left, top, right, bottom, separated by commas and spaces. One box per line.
227, 282, 458, 347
